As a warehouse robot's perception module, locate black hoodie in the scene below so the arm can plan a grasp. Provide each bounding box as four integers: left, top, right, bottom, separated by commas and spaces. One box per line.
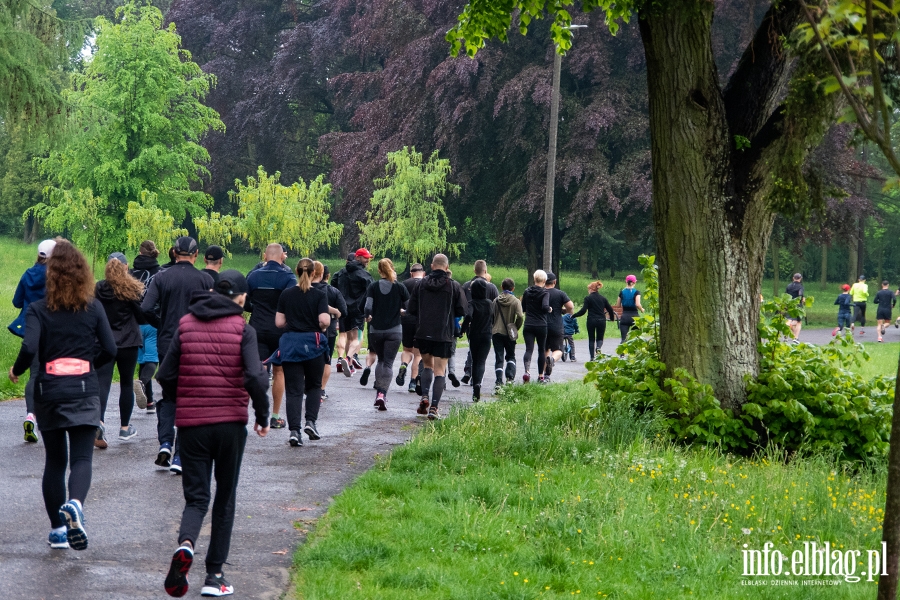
95, 280, 145, 348
460, 278, 493, 338
406, 269, 468, 343
130, 254, 161, 288
330, 259, 374, 319
521, 285, 551, 328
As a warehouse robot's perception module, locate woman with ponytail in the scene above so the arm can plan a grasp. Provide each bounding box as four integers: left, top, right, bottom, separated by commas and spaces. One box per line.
274, 258, 330, 447
572, 280, 617, 360
363, 258, 410, 410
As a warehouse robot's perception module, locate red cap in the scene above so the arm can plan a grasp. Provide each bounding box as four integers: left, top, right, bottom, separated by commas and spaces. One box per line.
355, 248, 374, 259
842, 284, 851, 291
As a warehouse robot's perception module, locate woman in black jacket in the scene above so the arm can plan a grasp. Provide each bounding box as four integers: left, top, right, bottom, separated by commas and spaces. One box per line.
9, 240, 117, 551
520, 269, 552, 383
460, 278, 493, 401
95, 253, 146, 446
364, 258, 409, 410
573, 280, 617, 360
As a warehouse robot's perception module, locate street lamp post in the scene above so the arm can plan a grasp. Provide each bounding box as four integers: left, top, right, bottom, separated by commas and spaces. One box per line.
543, 25, 586, 274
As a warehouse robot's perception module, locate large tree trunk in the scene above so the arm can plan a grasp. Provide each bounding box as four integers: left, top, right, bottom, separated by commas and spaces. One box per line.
771, 235, 780, 298
848, 229, 858, 283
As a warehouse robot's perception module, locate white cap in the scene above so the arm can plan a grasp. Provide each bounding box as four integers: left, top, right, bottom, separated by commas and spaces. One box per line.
37, 239, 56, 258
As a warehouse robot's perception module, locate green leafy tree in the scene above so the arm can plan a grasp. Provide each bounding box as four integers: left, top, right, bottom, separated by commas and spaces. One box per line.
37, 1, 223, 255
232, 165, 343, 256
25, 187, 105, 268
194, 211, 238, 257
0, 122, 43, 240
358, 147, 462, 263
124, 190, 187, 253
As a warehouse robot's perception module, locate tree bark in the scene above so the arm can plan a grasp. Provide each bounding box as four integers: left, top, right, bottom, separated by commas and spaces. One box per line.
772, 235, 780, 298
820, 244, 828, 291
543, 49, 562, 273
857, 214, 865, 279
579, 246, 588, 273
848, 227, 858, 283
879, 358, 900, 600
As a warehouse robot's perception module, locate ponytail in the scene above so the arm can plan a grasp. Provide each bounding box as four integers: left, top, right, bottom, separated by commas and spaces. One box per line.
296, 258, 314, 292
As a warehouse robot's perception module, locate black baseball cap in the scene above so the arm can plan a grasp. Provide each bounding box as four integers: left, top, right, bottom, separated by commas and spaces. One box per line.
204, 245, 224, 261
546, 272, 558, 283
174, 236, 198, 256
215, 270, 248, 297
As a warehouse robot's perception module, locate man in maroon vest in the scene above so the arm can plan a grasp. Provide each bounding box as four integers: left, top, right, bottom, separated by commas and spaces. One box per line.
157, 270, 269, 598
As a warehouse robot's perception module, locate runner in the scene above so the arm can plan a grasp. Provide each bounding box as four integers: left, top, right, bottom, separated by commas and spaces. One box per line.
850, 275, 869, 335
459, 277, 493, 401
363, 258, 410, 410
332, 253, 355, 371
614, 275, 644, 343
131, 240, 162, 414
245, 243, 297, 429
141, 236, 215, 474
200, 245, 224, 285
460, 260, 498, 385
398, 263, 425, 393
562, 312, 579, 362
158, 270, 270, 598
312, 262, 346, 401
833, 284, 854, 336
542, 273, 573, 382
873, 280, 895, 342
491, 278, 524, 390
572, 281, 617, 360
9, 238, 55, 443
274, 258, 330, 446
520, 270, 551, 383
785, 273, 805, 339
405, 253, 467, 420
8, 239, 117, 551
95, 253, 145, 446
331, 249, 374, 376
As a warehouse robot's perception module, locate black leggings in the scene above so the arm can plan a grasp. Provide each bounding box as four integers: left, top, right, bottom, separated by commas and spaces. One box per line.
139, 362, 157, 405
522, 325, 547, 375
42, 425, 96, 528
468, 334, 492, 387
283, 354, 326, 431
586, 319, 607, 359
854, 302, 867, 327
97, 346, 139, 427
619, 313, 638, 343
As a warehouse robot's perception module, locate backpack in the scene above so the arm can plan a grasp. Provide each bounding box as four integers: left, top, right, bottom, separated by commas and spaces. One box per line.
132, 268, 156, 300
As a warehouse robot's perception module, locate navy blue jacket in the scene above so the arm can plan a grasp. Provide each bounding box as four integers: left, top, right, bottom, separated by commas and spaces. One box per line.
9, 262, 47, 337
245, 261, 297, 336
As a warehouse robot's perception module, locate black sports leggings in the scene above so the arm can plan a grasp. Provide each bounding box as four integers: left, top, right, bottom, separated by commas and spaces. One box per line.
283, 353, 326, 431
854, 302, 867, 327
97, 346, 139, 426
619, 312, 638, 343
42, 425, 96, 528
468, 334, 492, 387
522, 325, 547, 376
586, 318, 607, 358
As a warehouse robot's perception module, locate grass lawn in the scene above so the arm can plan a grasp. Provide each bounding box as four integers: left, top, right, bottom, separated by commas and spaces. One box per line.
290, 383, 889, 599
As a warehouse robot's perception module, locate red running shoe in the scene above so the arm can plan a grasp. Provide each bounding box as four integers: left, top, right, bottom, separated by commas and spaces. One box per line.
164, 545, 193, 597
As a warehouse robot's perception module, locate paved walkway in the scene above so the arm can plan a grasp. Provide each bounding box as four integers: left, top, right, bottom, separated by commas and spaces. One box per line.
0, 339, 596, 600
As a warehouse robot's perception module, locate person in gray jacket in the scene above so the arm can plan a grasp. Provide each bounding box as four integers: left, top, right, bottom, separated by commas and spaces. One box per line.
491, 278, 524, 390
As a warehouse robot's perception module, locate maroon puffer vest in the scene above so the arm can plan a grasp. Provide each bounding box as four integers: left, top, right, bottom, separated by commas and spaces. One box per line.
174, 313, 249, 428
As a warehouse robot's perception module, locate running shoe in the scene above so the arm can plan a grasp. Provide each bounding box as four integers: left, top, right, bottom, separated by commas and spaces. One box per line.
200, 573, 234, 597
540, 376, 550, 384
270, 416, 286, 429
94, 423, 108, 449
336, 360, 343, 373
522, 372, 531, 383
23, 414, 38, 443
304, 420, 321, 441
396, 364, 407, 386
879, 337, 884, 342
351, 355, 363, 370
146, 401, 156, 414
118, 424, 137, 441
461, 374, 471, 385
427, 406, 439, 420
448, 372, 460, 387
156, 442, 173, 467
338, 357, 351, 378
348, 365, 357, 376
134, 381, 148, 409
505, 361, 515, 382
374, 392, 386, 411
417, 397, 430, 415
359, 367, 371, 386
48, 529, 68, 549
569, 354, 577, 363
170, 454, 182, 475
321, 392, 329, 401
860, 329, 865, 336
895, 317, 899, 329
59, 500, 88, 550
472, 385, 481, 402
408, 380, 416, 393
545, 356, 555, 377
289, 430, 303, 447
832, 327, 839, 337
164, 544, 194, 597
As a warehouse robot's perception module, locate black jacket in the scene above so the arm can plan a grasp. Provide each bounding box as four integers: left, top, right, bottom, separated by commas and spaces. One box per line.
460, 278, 493, 338
130, 254, 161, 286
400, 277, 422, 325
365, 279, 410, 331
406, 269, 467, 343
245, 261, 297, 336
573, 292, 617, 322
462, 275, 498, 316
331, 259, 374, 319
140, 261, 215, 356
13, 299, 117, 431
312, 281, 347, 336
521, 285, 551, 327
95, 280, 145, 348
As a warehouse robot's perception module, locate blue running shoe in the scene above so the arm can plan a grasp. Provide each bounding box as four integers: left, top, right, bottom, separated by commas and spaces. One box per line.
169, 454, 182, 475
155, 442, 173, 467
59, 501, 88, 550
164, 544, 194, 597
47, 529, 68, 549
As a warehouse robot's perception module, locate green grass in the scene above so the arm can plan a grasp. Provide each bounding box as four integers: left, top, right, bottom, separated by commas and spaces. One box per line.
852, 342, 900, 380
290, 383, 889, 599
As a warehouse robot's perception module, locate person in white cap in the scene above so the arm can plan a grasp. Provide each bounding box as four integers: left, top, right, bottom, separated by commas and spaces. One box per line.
8, 238, 56, 443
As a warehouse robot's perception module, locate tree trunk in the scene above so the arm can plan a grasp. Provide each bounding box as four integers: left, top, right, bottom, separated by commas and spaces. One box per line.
820, 244, 828, 291
579, 245, 588, 273
857, 215, 865, 279
879, 359, 900, 600
771, 235, 780, 298
848, 228, 858, 283
640, 6, 773, 410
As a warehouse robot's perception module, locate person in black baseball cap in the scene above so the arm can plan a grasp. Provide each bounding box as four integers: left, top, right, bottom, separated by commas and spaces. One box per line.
174, 236, 199, 256
202, 245, 224, 285
214, 269, 248, 297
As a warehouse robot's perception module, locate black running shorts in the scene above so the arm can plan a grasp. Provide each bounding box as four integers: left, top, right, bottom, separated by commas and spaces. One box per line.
416, 339, 453, 359
401, 322, 417, 349
546, 331, 564, 353
256, 331, 283, 364
877, 309, 892, 321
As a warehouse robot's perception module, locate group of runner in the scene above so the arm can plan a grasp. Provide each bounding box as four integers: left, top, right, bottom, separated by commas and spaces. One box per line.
8, 236, 644, 597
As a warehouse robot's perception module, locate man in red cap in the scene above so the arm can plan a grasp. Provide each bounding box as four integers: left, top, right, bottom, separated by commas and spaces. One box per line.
330, 249, 374, 374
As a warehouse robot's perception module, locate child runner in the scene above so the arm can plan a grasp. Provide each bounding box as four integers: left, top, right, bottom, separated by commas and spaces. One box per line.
832, 284, 853, 336
562, 312, 579, 362
873, 280, 895, 342
572, 280, 617, 360
158, 270, 270, 598
9, 240, 117, 551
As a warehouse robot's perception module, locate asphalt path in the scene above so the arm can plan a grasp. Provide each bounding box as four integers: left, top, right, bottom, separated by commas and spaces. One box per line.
0, 339, 597, 600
